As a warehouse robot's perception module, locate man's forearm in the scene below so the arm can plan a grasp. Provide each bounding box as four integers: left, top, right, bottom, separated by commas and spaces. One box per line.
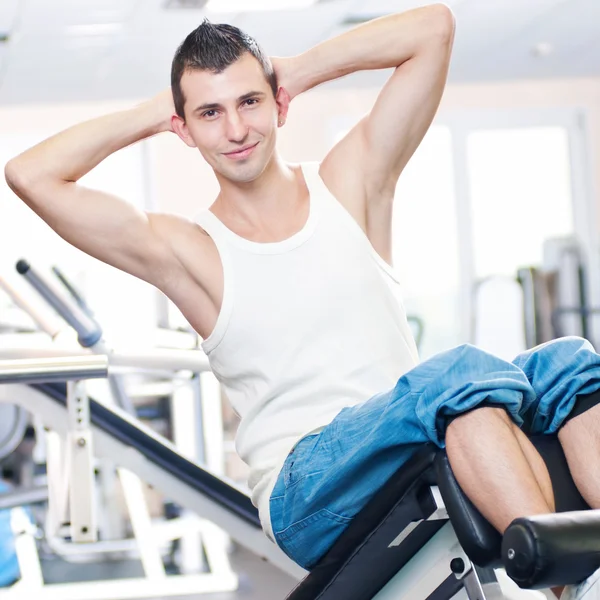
5, 100, 167, 190
289, 3, 454, 95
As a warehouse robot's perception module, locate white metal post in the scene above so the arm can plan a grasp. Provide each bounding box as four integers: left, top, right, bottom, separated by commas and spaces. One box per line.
198, 372, 231, 560
66, 380, 97, 543
171, 376, 204, 573
44, 430, 70, 539
118, 468, 166, 579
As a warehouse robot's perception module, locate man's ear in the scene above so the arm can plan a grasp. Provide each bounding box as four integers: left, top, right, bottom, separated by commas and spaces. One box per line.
171, 114, 197, 148
276, 86, 291, 127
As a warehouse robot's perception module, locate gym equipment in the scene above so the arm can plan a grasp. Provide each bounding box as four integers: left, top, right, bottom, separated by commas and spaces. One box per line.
0, 406, 27, 462
0, 264, 299, 597
0, 272, 63, 340
0, 358, 303, 600
6, 265, 600, 598
518, 238, 600, 350
284, 434, 600, 599
8, 365, 600, 600
17, 259, 133, 414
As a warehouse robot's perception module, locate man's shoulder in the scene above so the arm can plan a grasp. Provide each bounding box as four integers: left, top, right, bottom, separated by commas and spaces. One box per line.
318, 148, 368, 228
148, 211, 215, 255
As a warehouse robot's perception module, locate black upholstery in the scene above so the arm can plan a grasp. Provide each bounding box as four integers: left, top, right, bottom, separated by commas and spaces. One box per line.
503, 511, 600, 588
288, 434, 596, 598
435, 451, 502, 567
527, 435, 588, 513
434, 435, 589, 569
286, 445, 444, 599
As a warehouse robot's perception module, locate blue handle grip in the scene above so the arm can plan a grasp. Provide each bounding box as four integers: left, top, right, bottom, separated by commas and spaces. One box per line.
16, 260, 102, 348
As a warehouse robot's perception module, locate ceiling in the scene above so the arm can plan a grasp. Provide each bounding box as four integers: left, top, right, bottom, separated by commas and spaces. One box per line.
0, 0, 598, 106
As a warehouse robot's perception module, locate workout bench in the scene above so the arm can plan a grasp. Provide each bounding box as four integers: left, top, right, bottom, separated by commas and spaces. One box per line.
286, 435, 600, 599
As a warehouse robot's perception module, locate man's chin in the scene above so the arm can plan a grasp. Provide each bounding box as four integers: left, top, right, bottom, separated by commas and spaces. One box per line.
218, 157, 266, 183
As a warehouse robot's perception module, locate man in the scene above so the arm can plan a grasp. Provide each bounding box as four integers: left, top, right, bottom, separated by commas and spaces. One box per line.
5, 5, 600, 598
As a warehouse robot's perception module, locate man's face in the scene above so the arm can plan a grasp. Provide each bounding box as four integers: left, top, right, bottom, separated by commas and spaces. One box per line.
178, 53, 279, 183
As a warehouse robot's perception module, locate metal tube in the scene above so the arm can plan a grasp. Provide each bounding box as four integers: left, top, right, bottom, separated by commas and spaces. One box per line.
91, 340, 135, 414
0, 356, 108, 385
16, 260, 103, 348
0, 486, 48, 510
0, 273, 64, 338
0, 345, 210, 373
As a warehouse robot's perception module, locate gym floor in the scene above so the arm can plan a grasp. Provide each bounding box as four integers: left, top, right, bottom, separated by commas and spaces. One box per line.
40, 543, 297, 600
39, 545, 560, 600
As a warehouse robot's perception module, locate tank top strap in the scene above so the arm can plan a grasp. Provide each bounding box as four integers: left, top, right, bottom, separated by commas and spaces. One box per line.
300, 162, 328, 206
300, 162, 402, 285
195, 209, 230, 245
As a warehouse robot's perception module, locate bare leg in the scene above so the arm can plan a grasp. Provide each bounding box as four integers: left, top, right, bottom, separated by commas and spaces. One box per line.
445, 406, 555, 533
559, 403, 600, 509
514, 423, 556, 512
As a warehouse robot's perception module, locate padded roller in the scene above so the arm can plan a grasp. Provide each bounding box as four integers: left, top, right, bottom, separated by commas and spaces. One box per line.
502, 511, 600, 589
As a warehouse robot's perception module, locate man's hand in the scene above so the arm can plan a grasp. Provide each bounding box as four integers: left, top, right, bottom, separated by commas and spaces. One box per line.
140, 88, 177, 134
270, 56, 303, 103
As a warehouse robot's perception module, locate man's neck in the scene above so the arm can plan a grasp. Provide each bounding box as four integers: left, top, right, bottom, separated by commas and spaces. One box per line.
211, 156, 308, 241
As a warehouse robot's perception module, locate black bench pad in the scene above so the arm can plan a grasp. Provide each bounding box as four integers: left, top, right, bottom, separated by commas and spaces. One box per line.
436, 434, 589, 568
288, 435, 591, 598
286, 445, 444, 599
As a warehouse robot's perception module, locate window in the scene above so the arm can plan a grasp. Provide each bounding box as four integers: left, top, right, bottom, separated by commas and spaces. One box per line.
393, 126, 461, 357
468, 127, 574, 279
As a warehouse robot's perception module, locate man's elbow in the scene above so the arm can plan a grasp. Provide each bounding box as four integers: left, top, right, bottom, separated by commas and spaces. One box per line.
428, 3, 456, 44
4, 159, 27, 196
4, 158, 47, 202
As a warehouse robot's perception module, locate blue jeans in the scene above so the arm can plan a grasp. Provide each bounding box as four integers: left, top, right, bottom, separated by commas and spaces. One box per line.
269, 337, 600, 569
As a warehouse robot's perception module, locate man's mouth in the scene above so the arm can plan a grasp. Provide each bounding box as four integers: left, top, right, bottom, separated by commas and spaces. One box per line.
223, 142, 259, 159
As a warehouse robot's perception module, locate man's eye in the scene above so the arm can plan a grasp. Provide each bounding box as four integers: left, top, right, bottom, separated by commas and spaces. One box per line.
203, 110, 217, 118
244, 99, 258, 106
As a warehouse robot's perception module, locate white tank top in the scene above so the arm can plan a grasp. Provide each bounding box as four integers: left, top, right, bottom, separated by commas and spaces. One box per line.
195, 162, 419, 540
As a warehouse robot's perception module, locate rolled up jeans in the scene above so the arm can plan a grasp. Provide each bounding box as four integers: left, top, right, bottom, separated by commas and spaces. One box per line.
269, 337, 600, 569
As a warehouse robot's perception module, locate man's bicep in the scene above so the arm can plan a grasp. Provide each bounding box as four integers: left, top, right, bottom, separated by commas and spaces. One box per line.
361, 34, 454, 194
27, 182, 175, 286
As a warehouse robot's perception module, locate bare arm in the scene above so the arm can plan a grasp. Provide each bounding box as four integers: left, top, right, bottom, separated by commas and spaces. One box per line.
3, 90, 182, 289
275, 4, 455, 259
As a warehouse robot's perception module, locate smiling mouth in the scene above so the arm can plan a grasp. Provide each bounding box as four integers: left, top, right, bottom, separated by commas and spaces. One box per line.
223, 142, 259, 159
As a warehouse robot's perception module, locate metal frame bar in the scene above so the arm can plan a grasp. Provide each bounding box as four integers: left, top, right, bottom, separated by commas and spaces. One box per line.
0, 339, 211, 373
374, 523, 471, 599
0, 383, 305, 580
0, 356, 108, 385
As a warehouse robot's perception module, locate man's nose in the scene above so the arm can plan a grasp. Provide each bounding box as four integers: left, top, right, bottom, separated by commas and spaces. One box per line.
225, 111, 248, 142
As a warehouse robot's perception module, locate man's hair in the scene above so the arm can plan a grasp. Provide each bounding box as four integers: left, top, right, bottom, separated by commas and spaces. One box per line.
171, 19, 277, 119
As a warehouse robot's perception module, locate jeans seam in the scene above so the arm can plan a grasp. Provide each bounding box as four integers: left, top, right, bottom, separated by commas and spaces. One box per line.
275, 508, 353, 541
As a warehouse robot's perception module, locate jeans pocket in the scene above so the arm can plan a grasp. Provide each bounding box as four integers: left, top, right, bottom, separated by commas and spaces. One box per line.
275, 509, 353, 570
283, 434, 327, 487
